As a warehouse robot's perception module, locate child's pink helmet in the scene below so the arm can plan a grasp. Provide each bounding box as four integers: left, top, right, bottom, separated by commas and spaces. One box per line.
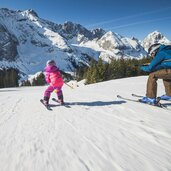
46, 60, 56, 66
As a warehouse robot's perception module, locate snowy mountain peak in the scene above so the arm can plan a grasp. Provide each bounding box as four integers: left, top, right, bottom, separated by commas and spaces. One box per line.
19, 9, 40, 22
96, 31, 146, 59
26, 9, 38, 17
91, 28, 105, 38
59, 21, 96, 41
146, 30, 169, 42
21, 9, 39, 18
98, 31, 124, 50
142, 31, 170, 51
131, 37, 139, 42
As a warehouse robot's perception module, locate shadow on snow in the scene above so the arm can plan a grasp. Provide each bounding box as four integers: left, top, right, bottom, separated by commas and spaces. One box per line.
0, 89, 19, 92
50, 100, 126, 107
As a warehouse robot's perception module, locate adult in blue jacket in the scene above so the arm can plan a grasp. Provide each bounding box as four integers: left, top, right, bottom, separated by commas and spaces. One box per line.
140, 44, 171, 104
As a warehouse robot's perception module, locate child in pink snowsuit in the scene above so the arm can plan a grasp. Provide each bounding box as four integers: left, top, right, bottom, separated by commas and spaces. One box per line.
43, 60, 64, 105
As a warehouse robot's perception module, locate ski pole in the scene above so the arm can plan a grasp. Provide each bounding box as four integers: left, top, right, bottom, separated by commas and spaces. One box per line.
64, 82, 74, 89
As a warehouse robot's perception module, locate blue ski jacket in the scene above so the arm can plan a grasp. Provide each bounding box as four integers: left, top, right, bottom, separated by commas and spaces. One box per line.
140, 45, 171, 72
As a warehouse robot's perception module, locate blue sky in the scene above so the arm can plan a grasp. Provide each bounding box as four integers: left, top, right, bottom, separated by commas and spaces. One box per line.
1, 0, 171, 40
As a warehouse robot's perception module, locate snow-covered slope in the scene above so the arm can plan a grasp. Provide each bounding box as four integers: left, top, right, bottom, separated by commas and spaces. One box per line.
0, 76, 171, 171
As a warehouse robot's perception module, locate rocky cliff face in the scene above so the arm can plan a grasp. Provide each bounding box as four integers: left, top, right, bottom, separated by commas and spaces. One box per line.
0, 23, 18, 61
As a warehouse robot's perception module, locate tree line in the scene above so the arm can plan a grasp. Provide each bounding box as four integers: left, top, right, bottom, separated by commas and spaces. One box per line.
75, 57, 151, 84
0, 68, 19, 88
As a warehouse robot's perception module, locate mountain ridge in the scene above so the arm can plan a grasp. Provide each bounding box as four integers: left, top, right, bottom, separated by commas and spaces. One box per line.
0, 8, 170, 77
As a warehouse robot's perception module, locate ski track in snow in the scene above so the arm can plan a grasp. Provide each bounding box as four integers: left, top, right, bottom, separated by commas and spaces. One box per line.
0, 76, 171, 171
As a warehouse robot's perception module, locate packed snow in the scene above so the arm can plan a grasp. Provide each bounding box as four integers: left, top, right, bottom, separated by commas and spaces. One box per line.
0, 76, 171, 171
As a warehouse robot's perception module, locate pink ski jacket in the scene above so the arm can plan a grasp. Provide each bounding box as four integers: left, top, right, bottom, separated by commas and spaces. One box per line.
44, 65, 64, 87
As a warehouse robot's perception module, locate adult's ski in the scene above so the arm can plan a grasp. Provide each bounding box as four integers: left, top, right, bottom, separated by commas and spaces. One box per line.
131, 93, 171, 110
52, 98, 71, 108
40, 99, 52, 111
132, 93, 171, 102
132, 93, 162, 103
116, 95, 168, 110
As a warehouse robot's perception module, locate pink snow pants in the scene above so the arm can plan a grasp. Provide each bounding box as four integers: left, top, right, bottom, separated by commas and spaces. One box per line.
44, 85, 63, 98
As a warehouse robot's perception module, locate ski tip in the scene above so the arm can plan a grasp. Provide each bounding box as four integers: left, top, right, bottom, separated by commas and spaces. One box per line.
117, 95, 121, 98
132, 93, 137, 97
40, 99, 52, 110
47, 107, 53, 111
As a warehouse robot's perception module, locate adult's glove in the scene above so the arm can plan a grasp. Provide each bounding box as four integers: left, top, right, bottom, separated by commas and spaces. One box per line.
140, 65, 150, 72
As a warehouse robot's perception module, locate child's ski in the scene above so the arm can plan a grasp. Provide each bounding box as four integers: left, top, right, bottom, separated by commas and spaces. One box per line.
40, 99, 52, 110
116, 95, 170, 110
52, 98, 71, 108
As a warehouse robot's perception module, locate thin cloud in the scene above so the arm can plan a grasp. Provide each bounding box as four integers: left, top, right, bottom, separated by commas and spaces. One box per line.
86, 7, 171, 28
106, 16, 171, 30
